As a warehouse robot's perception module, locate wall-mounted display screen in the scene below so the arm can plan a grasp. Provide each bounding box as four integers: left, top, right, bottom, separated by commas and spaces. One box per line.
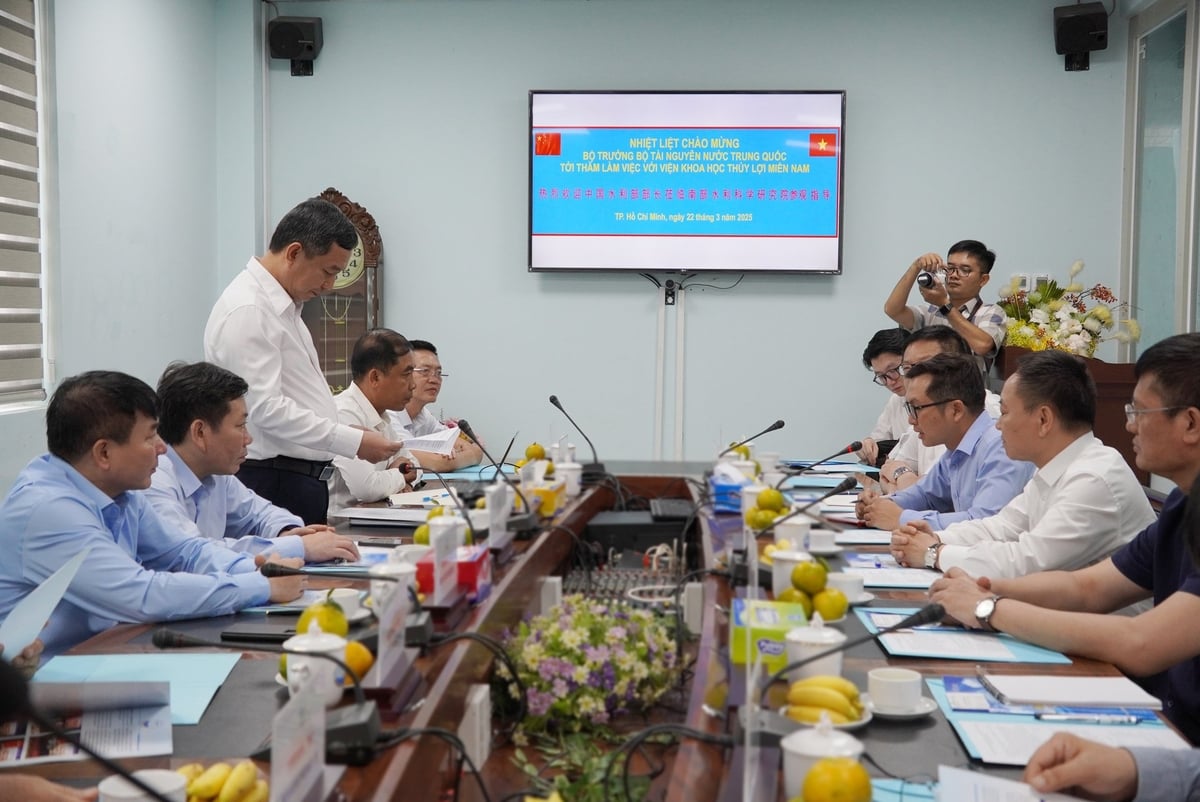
529, 90, 845, 274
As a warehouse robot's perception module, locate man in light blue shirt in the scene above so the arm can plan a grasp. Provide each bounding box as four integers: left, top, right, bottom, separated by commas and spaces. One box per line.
0, 371, 306, 657
857, 353, 1033, 534
148, 362, 359, 563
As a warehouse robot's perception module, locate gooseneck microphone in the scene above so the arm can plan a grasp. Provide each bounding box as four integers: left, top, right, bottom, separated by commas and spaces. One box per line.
0, 658, 175, 802
718, 419, 786, 458
758, 603, 945, 703
152, 628, 381, 765
800, 440, 862, 474
548, 395, 606, 481
455, 419, 538, 533
753, 476, 857, 535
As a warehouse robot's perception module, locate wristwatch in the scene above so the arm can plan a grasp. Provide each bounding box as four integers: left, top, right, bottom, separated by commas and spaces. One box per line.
938, 303, 954, 316
891, 466, 914, 482
923, 543, 942, 570
974, 595, 1004, 631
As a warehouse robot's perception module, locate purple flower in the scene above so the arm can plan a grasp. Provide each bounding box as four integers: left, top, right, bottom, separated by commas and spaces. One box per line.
527, 689, 553, 717
552, 678, 569, 697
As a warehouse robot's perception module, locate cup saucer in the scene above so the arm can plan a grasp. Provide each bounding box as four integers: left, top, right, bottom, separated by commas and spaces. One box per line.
807, 545, 843, 556
846, 591, 875, 606
346, 607, 373, 625
863, 693, 938, 720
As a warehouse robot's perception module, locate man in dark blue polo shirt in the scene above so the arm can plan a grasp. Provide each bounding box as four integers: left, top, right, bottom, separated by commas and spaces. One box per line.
930, 332, 1200, 742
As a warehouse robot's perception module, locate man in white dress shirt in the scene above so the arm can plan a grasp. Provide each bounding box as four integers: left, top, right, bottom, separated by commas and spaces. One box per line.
329, 329, 421, 514
387, 340, 483, 472
855, 327, 911, 467
204, 198, 403, 523
148, 361, 360, 563
891, 349, 1154, 577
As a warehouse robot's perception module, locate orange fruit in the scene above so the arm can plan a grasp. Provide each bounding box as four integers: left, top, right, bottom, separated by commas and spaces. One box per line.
413, 524, 431, 546
426, 506, 447, 521
296, 592, 349, 638
744, 506, 762, 525
752, 508, 779, 532
343, 641, 375, 684
757, 488, 786, 512
791, 561, 827, 595
776, 588, 813, 617
812, 588, 848, 621
525, 443, 546, 460
801, 757, 871, 802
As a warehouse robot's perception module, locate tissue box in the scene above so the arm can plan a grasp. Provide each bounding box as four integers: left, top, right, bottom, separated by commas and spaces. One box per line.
729, 598, 810, 672
708, 475, 744, 514
416, 544, 493, 604
525, 480, 566, 517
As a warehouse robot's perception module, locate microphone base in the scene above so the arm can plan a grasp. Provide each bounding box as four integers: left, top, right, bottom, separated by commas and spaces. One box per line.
325, 701, 383, 765
507, 512, 539, 539
581, 462, 606, 483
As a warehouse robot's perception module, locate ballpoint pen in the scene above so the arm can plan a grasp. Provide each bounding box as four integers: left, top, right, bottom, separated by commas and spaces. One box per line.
1034, 713, 1140, 725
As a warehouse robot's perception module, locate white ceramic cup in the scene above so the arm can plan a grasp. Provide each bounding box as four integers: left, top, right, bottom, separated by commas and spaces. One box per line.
825, 572, 864, 601
557, 461, 583, 497
774, 517, 812, 546
761, 471, 786, 488
868, 667, 923, 713
369, 561, 416, 610
328, 587, 361, 617
282, 627, 347, 708
730, 459, 758, 479
757, 451, 782, 472
780, 725, 864, 800
99, 768, 188, 802
771, 549, 812, 597
806, 529, 837, 551
741, 484, 768, 513
784, 625, 848, 682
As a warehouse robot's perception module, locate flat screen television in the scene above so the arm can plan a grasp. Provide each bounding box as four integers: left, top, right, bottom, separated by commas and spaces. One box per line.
529, 90, 845, 274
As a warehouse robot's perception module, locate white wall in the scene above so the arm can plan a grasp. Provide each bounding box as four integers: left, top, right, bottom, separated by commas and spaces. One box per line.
0, 0, 1132, 491
260, 0, 1130, 461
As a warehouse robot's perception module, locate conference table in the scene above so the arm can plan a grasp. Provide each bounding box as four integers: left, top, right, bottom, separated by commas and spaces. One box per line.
4, 461, 1146, 800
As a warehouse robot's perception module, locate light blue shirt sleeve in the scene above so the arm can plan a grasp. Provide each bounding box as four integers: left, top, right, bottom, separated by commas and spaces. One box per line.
1129, 747, 1200, 802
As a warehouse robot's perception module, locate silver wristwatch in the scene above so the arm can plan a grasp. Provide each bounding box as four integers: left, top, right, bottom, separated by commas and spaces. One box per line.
923, 543, 941, 570
974, 595, 1004, 631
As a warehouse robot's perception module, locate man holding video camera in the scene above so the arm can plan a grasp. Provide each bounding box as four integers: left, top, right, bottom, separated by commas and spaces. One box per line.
883, 239, 1008, 373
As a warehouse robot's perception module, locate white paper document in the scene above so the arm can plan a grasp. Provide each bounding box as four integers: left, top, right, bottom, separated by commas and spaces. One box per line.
957, 720, 1189, 766
834, 528, 892, 545
937, 765, 1083, 801
343, 506, 427, 524
882, 631, 1017, 661
0, 547, 91, 659
0, 704, 172, 767
388, 487, 455, 508
401, 427, 460, 455
843, 566, 939, 589
980, 674, 1162, 709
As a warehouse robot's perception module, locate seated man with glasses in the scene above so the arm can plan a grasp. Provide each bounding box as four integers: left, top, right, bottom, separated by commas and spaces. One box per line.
890, 349, 1153, 578
329, 329, 424, 514
879, 327, 1003, 492
856, 353, 1033, 532
882, 239, 1008, 373
855, 328, 912, 468
930, 333, 1200, 741
387, 339, 483, 472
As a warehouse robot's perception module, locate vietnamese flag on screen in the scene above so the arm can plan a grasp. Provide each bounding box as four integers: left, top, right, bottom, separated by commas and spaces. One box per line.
535, 132, 561, 156
809, 132, 837, 157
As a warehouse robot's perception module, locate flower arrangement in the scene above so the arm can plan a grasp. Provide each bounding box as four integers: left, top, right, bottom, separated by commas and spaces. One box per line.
998, 260, 1140, 357
499, 594, 679, 734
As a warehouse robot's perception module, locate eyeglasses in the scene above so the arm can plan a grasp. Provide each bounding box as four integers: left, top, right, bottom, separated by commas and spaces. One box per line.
871, 366, 903, 386
1124, 403, 1185, 424
942, 265, 975, 278
904, 398, 955, 418
413, 367, 448, 379
897, 362, 917, 377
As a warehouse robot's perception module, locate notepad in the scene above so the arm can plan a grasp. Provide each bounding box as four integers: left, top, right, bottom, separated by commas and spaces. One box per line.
978, 673, 1162, 709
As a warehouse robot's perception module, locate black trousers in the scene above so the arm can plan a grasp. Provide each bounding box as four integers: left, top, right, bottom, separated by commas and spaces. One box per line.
236, 463, 328, 525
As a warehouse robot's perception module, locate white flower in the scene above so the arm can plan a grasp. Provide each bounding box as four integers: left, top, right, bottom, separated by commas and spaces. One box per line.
1030, 309, 1050, 325
1069, 259, 1085, 278
1083, 317, 1102, 333
1066, 333, 1090, 354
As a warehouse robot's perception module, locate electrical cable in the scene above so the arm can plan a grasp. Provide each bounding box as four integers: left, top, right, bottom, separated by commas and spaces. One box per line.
426, 631, 526, 738
600, 723, 734, 802
372, 727, 491, 802
678, 274, 744, 292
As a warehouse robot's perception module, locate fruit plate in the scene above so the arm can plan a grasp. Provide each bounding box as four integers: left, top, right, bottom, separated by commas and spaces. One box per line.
778, 705, 872, 732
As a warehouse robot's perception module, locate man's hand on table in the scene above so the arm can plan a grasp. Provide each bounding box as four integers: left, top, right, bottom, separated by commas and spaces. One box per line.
928, 567, 993, 628
1023, 732, 1138, 801
891, 520, 939, 568
261, 554, 306, 602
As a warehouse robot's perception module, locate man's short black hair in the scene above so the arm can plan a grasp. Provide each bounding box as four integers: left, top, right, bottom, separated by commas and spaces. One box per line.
156, 362, 249, 446
350, 329, 413, 381
1135, 332, 1200, 412
408, 339, 437, 355
906, 326, 972, 357
267, 198, 359, 258
947, 239, 996, 274
903, 353, 985, 414
47, 371, 158, 462
862, 328, 911, 369
1013, 349, 1096, 429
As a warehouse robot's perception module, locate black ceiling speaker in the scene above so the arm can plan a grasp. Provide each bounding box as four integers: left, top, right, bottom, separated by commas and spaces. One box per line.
1054, 3, 1108, 55
267, 17, 324, 61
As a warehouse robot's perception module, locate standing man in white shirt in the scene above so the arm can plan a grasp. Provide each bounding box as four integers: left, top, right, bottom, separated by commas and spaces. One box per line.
205, 198, 403, 524
149, 361, 361, 563
891, 349, 1154, 577
329, 329, 420, 514
387, 340, 483, 472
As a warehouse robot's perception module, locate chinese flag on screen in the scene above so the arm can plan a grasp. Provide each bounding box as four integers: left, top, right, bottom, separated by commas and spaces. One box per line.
809, 133, 837, 157
535, 132, 562, 156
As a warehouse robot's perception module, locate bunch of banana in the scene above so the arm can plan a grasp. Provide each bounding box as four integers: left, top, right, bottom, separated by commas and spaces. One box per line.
783, 675, 864, 725
176, 760, 268, 802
